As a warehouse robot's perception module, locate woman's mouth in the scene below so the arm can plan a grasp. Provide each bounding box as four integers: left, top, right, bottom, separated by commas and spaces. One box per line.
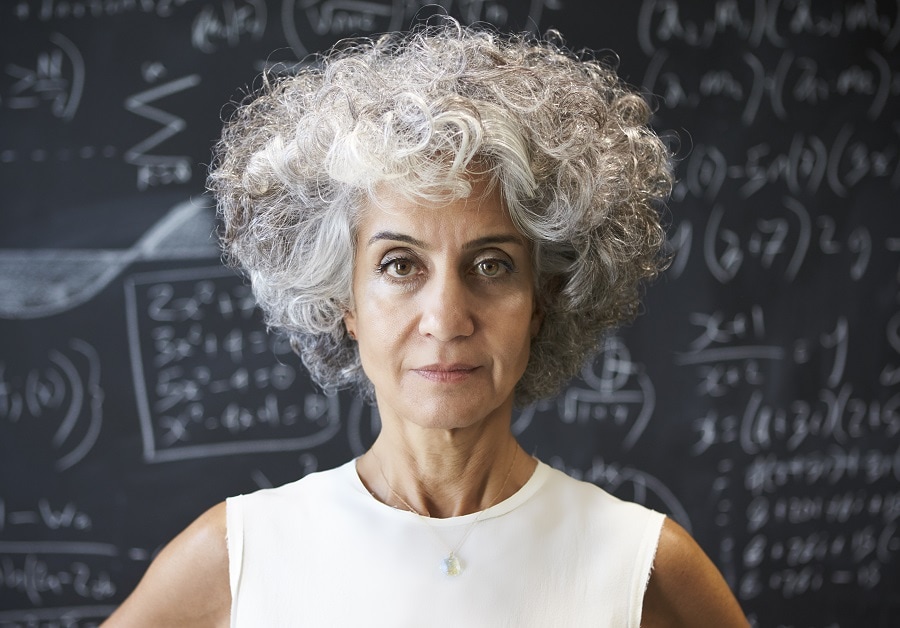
413, 364, 479, 382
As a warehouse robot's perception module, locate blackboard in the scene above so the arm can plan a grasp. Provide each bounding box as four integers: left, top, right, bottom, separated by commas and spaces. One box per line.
1, 1, 898, 626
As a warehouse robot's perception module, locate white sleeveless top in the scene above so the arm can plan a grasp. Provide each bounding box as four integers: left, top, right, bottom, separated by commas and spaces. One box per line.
226, 459, 664, 627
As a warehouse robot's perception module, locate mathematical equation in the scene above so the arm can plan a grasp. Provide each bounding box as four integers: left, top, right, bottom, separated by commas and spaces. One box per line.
281, 0, 561, 57
677, 306, 852, 394
638, 0, 900, 55
706, 202, 870, 282
0, 500, 92, 535
697, 443, 900, 611
665, 201, 899, 288
0, 542, 120, 626
644, 46, 897, 126
735, 454, 900, 603
693, 383, 899, 457
0, 496, 134, 625
192, 0, 266, 53
739, 519, 898, 599
11, 0, 193, 21
675, 126, 900, 204
681, 303, 899, 457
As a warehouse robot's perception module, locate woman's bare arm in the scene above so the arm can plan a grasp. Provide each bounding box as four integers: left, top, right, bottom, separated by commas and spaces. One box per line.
641, 517, 749, 628
102, 502, 231, 628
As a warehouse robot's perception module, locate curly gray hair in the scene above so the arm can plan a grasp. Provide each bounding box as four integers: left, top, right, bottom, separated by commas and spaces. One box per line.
209, 22, 672, 404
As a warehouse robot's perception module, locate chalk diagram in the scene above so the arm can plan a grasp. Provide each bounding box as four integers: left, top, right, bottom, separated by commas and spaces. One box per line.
124, 265, 344, 463
0, 197, 220, 320
514, 336, 656, 450
0, 339, 103, 471
3, 28, 210, 321
3, 32, 84, 122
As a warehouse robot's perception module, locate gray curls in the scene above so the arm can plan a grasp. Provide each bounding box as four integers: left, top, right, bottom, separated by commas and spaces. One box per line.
209, 22, 672, 404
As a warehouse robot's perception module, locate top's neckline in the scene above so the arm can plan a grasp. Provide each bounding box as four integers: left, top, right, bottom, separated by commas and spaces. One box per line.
347, 457, 550, 527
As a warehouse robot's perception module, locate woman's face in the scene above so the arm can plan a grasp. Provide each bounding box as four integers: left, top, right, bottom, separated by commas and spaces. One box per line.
344, 181, 541, 432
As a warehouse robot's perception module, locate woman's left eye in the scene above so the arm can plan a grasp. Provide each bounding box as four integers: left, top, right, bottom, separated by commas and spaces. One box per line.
474, 258, 512, 277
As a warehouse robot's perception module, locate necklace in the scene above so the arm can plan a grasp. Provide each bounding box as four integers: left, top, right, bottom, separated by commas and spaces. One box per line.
370, 443, 518, 577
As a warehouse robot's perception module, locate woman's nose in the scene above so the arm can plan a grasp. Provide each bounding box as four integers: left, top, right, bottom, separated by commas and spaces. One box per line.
417, 270, 475, 342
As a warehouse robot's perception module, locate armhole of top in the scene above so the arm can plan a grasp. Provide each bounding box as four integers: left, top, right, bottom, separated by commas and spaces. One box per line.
631, 510, 666, 628
225, 495, 244, 625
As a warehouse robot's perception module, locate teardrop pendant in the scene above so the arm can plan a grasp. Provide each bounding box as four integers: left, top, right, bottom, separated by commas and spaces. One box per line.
440, 553, 462, 576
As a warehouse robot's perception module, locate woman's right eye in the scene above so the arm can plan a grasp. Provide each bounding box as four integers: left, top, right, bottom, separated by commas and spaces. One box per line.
378, 257, 417, 278
387, 259, 413, 277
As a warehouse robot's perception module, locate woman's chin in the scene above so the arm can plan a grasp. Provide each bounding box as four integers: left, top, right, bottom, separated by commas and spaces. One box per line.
378, 385, 514, 433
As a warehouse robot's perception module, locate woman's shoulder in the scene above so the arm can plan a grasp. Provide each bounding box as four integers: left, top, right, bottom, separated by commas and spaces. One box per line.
641, 517, 749, 628
103, 503, 230, 627
537, 461, 663, 522
229, 459, 358, 507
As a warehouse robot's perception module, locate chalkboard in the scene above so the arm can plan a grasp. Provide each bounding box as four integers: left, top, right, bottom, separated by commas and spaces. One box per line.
1, 1, 898, 626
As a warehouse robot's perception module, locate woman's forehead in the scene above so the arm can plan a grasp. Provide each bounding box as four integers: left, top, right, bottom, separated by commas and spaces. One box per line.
357, 195, 524, 244
356, 181, 520, 242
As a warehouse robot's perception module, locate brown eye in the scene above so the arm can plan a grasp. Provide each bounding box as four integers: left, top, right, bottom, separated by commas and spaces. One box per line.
475, 255, 516, 278
476, 260, 502, 277
385, 258, 414, 277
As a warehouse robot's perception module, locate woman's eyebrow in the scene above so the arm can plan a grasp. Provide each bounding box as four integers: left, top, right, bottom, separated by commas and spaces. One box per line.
464, 235, 526, 250
366, 232, 525, 250
366, 231, 426, 248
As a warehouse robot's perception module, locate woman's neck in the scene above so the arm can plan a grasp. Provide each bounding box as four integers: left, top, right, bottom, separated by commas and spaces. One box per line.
358, 424, 534, 518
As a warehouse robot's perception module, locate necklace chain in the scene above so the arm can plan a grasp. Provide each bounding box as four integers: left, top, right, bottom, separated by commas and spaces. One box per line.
370, 442, 518, 576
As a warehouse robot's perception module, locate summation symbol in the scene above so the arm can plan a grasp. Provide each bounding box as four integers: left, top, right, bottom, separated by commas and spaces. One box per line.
123, 68, 201, 191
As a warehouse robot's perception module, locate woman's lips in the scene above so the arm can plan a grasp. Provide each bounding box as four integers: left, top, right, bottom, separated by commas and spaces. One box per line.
413, 364, 479, 382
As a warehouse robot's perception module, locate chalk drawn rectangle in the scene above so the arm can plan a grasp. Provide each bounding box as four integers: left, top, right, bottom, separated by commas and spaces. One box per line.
124, 266, 340, 464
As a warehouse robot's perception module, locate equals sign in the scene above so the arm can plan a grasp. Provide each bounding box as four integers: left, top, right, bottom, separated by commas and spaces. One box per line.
831, 571, 853, 584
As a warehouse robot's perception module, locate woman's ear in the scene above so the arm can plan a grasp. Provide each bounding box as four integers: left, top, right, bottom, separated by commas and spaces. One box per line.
343, 310, 357, 340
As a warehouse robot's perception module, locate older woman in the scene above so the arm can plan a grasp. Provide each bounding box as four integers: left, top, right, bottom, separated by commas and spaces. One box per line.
106, 23, 747, 627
